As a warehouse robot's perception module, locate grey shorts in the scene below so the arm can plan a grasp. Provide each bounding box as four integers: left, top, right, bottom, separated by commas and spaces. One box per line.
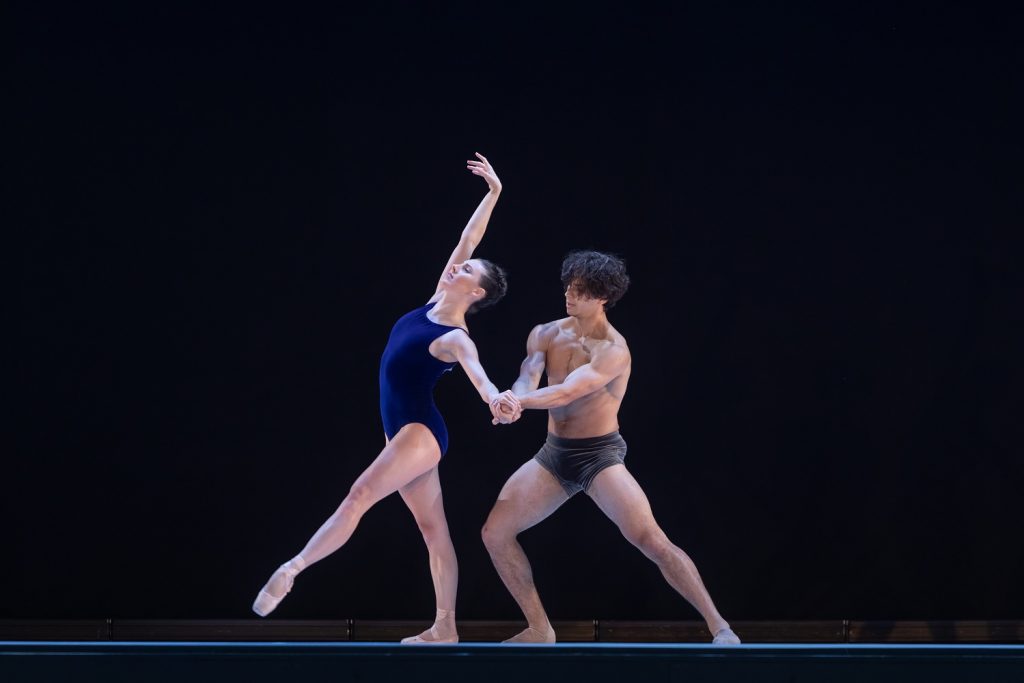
533, 431, 627, 496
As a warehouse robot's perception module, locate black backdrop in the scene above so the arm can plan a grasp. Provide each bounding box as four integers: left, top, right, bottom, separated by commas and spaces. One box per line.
9, 3, 1022, 622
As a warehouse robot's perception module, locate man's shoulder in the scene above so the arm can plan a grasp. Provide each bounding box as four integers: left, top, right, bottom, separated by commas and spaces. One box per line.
596, 336, 631, 364
608, 326, 630, 353
533, 318, 572, 338
590, 324, 631, 370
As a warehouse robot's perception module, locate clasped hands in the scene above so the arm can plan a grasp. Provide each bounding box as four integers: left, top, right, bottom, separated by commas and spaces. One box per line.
489, 390, 522, 425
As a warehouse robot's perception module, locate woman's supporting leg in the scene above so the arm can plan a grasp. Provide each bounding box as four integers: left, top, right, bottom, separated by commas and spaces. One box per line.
398, 466, 458, 643
254, 424, 442, 616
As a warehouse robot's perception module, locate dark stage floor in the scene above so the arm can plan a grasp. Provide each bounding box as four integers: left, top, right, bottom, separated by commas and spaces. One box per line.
2, 641, 1023, 683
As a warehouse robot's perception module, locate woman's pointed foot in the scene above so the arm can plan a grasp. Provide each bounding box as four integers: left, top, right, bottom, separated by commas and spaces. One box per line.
252, 557, 305, 617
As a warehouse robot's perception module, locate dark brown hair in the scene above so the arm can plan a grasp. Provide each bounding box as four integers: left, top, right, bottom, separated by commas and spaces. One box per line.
469, 259, 508, 314
560, 250, 630, 308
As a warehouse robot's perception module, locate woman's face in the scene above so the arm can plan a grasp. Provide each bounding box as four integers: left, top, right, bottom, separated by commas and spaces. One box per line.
444, 259, 485, 292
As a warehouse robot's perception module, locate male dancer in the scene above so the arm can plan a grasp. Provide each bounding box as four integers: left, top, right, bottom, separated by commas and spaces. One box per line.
484, 251, 740, 645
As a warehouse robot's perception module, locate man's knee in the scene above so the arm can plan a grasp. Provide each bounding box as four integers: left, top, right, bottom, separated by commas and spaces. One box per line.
626, 525, 671, 561
481, 517, 515, 552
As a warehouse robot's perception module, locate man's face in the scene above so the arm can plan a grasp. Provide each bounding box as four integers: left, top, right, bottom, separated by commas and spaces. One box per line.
564, 281, 605, 317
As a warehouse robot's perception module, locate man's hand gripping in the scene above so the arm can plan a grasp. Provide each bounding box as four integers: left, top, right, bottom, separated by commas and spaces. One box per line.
489, 390, 522, 425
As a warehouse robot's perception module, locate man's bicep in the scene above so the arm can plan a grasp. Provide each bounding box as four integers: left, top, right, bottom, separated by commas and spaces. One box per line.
524, 324, 549, 355
592, 342, 629, 370
572, 347, 628, 390
562, 360, 620, 397
522, 325, 548, 374
522, 349, 546, 374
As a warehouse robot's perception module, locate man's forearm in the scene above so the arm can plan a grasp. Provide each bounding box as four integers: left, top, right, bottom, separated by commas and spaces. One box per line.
511, 375, 535, 396
518, 385, 572, 410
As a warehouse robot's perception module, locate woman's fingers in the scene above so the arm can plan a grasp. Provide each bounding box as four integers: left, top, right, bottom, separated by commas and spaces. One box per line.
469, 154, 493, 173
467, 154, 498, 191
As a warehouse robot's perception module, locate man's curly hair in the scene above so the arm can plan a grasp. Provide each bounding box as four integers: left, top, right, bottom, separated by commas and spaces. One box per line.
560, 250, 630, 309
468, 259, 509, 314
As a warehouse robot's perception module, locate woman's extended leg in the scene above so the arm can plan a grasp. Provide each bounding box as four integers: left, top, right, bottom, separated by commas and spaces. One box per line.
397, 466, 459, 643
254, 424, 441, 616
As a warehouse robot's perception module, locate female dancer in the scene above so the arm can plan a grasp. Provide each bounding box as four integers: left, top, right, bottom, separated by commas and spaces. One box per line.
253, 153, 518, 644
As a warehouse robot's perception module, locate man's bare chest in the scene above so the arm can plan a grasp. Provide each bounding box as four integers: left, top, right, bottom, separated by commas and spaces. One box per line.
546, 339, 594, 382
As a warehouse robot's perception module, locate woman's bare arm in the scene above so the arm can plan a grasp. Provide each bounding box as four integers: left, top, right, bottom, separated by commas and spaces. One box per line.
429, 153, 502, 301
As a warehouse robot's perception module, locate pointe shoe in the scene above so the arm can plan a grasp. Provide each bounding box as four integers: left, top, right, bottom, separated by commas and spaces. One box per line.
252, 559, 303, 617
712, 627, 741, 645
400, 625, 459, 645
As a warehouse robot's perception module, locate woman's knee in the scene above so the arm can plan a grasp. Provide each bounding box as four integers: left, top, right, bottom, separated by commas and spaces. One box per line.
342, 482, 376, 515
417, 517, 451, 546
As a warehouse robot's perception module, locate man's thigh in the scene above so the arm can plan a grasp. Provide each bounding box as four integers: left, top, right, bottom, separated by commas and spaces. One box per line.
487, 459, 571, 534
586, 464, 658, 538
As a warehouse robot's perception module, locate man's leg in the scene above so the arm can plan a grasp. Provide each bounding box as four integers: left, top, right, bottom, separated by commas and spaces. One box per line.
481, 459, 570, 643
587, 465, 740, 643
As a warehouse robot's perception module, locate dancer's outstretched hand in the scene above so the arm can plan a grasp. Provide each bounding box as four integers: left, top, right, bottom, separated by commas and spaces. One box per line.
488, 400, 508, 424
489, 390, 521, 425
489, 398, 516, 425
497, 390, 522, 421
467, 152, 502, 194
490, 403, 521, 424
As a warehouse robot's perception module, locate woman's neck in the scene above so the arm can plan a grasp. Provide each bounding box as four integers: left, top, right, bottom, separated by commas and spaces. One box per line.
430, 293, 469, 329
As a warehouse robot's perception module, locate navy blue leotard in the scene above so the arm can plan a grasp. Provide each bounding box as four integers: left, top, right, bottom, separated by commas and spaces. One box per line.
379, 301, 465, 455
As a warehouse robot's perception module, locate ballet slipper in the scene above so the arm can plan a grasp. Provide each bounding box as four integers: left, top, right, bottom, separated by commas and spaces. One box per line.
401, 609, 458, 644
712, 627, 741, 645
502, 625, 556, 643
400, 625, 459, 645
252, 557, 306, 617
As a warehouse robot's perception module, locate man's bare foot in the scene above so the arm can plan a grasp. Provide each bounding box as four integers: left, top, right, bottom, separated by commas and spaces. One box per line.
503, 625, 556, 643
712, 627, 741, 645
401, 609, 458, 644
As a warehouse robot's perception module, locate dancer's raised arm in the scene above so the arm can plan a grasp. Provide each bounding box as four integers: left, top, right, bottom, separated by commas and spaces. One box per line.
432, 153, 502, 299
